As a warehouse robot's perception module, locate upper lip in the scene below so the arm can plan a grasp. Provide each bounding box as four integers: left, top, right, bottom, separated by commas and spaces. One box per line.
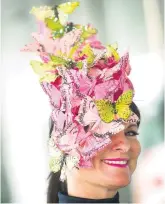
102, 158, 129, 161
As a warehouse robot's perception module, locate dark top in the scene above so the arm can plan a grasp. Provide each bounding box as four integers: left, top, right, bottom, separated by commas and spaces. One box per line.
58, 191, 120, 203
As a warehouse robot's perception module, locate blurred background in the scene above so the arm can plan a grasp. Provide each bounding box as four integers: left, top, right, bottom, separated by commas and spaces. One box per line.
1, 0, 164, 203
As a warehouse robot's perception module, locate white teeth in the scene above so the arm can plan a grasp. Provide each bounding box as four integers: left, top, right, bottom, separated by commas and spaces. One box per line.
104, 160, 127, 165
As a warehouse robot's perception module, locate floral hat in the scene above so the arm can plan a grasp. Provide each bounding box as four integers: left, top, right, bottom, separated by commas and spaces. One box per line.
21, 1, 139, 181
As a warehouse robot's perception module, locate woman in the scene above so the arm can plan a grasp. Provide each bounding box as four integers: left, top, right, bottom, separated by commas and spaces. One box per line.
22, 2, 141, 203
48, 101, 141, 203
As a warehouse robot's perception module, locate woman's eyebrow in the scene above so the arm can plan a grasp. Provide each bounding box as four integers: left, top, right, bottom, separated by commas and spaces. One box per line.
126, 124, 138, 129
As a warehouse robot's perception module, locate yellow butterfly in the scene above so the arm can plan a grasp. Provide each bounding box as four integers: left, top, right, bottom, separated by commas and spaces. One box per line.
95, 90, 133, 123
30, 60, 58, 82
80, 44, 95, 66
75, 24, 97, 39
58, 2, 80, 14
106, 42, 120, 61
57, 2, 80, 25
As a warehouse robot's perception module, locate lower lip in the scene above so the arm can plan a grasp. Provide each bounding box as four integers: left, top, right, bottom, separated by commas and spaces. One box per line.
103, 161, 128, 168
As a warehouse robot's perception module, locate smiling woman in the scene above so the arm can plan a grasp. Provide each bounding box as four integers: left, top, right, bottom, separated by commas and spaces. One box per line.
22, 1, 141, 203
47, 102, 141, 203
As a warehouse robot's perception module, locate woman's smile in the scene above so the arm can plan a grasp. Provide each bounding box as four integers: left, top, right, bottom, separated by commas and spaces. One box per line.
102, 159, 129, 168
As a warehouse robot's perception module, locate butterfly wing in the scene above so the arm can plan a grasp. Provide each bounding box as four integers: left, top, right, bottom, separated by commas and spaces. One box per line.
57, 1, 80, 25
94, 120, 125, 137
30, 60, 57, 82
80, 25, 97, 39
59, 123, 78, 149
58, 10, 68, 26
80, 44, 95, 66
50, 55, 67, 66
21, 42, 40, 52
45, 18, 63, 31
94, 80, 119, 100
76, 96, 100, 126
95, 100, 114, 123
30, 6, 54, 21
58, 2, 80, 14
60, 29, 82, 55
106, 43, 120, 61
78, 132, 111, 161
116, 90, 133, 120
41, 82, 61, 109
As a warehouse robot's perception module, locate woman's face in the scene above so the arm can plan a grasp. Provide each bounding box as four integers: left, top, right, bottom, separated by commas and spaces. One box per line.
70, 122, 141, 190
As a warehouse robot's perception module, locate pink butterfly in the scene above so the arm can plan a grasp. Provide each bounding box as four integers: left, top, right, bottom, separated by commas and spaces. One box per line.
41, 82, 61, 108
53, 29, 82, 55
21, 34, 50, 62
88, 67, 102, 79
37, 20, 52, 37
51, 108, 66, 130
22, 28, 82, 57
31, 32, 57, 53
56, 123, 79, 154
87, 35, 105, 49
77, 73, 96, 96
103, 52, 129, 81
117, 52, 132, 91
94, 79, 119, 100
77, 131, 111, 161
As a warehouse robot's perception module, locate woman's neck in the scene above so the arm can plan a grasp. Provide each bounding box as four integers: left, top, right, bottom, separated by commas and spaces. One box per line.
66, 174, 118, 199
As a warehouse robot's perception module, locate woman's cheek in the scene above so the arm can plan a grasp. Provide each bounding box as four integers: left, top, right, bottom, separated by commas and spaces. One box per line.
129, 139, 141, 174
129, 138, 141, 158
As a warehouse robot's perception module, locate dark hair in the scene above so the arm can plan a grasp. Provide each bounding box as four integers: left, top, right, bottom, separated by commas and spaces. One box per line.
47, 101, 141, 203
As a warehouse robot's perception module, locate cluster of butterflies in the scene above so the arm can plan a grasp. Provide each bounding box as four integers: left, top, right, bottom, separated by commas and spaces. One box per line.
23, 1, 136, 131
23, 2, 120, 84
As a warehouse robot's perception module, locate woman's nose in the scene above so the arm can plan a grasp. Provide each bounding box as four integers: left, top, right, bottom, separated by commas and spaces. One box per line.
110, 131, 131, 153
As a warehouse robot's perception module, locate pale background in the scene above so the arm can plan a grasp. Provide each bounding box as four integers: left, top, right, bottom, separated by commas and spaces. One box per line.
1, 0, 164, 202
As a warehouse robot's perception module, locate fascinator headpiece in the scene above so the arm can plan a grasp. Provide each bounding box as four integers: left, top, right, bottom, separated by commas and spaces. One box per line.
21, 1, 139, 181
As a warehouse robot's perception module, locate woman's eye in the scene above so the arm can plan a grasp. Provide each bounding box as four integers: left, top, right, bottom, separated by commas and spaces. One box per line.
125, 131, 139, 137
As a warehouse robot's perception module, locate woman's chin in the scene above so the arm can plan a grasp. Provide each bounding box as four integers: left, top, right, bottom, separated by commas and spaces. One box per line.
100, 166, 131, 188
105, 176, 131, 189
114, 176, 131, 187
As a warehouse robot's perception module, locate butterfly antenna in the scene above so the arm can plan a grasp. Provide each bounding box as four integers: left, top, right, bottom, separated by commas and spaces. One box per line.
52, 5, 59, 19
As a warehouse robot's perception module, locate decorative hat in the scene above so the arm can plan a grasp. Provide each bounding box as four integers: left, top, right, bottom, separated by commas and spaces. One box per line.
21, 1, 139, 181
